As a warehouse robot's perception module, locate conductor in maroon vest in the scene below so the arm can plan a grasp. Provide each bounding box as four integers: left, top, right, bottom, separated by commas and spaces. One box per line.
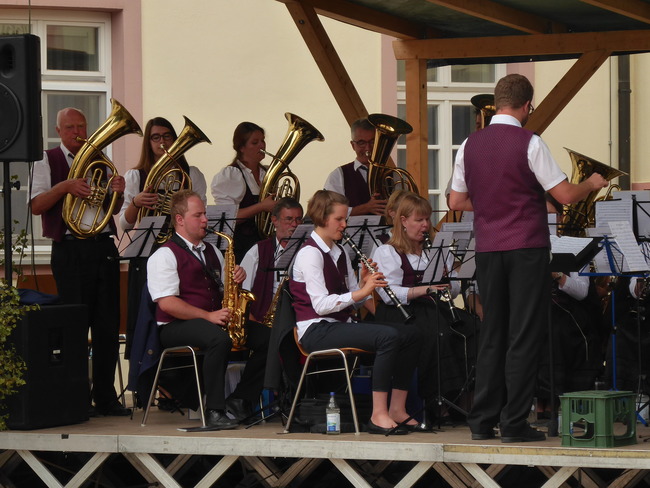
29, 107, 129, 417
147, 190, 270, 429
449, 74, 608, 443
323, 118, 387, 216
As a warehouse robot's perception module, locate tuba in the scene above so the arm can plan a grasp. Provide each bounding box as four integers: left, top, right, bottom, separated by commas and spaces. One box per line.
256, 113, 324, 238
558, 148, 627, 236
471, 93, 496, 130
137, 116, 211, 243
210, 230, 255, 349
62, 98, 143, 238
366, 113, 419, 200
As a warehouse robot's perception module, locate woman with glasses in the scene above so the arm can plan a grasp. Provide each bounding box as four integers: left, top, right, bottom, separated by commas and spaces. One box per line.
323, 118, 387, 217
118, 117, 207, 359
211, 122, 277, 263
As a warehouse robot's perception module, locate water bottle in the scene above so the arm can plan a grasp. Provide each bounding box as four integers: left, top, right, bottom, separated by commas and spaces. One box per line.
325, 392, 341, 434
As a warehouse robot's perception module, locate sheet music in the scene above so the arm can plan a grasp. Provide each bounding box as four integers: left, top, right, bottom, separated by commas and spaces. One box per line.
595, 199, 632, 229
549, 235, 594, 256
617, 191, 650, 238
422, 231, 453, 283
456, 238, 476, 279
118, 216, 166, 258
276, 224, 313, 269
206, 204, 238, 249
345, 215, 382, 260
548, 213, 557, 236
440, 222, 472, 254
609, 220, 649, 272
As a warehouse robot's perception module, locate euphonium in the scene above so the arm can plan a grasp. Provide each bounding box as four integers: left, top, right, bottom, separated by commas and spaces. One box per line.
559, 148, 627, 237
137, 116, 211, 243
62, 98, 142, 238
366, 113, 419, 200
256, 113, 324, 238
210, 230, 255, 349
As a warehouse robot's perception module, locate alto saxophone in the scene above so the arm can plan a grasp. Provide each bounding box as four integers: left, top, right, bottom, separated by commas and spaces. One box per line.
261, 274, 288, 327
210, 230, 255, 349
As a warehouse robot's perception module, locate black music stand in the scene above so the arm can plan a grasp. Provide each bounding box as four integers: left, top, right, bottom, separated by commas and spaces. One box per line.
117, 216, 166, 260
206, 204, 237, 251
342, 215, 383, 268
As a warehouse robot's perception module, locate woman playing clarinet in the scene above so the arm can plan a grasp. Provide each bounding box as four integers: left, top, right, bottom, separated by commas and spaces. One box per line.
291, 190, 424, 434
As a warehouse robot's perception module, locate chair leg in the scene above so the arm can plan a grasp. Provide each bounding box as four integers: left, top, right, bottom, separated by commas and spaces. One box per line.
188, 347, 206, 427
283, 355, 315, 434
338, 351, 360, 435
141, 349, 169, 427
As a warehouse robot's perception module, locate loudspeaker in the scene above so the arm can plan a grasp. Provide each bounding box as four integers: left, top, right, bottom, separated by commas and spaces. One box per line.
6, 304, 89, 430
0, 34, 42, 162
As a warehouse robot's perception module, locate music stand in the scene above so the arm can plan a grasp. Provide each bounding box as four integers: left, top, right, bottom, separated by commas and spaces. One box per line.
342, 215, 382, 267
117, 216, 167, 259
206, 204, 237, 250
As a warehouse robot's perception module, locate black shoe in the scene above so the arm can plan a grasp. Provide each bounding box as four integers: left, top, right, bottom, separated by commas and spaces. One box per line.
366, 420, 409, 435
501, 425, 546, 443
402, 422, 432, 433
225, 397, 253, 423
471, 430, 497, 440
97, 402, 132, 417
205, 409, 239, 430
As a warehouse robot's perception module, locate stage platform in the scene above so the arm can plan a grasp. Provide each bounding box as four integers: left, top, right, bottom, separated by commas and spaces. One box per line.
2, 409, 650, 487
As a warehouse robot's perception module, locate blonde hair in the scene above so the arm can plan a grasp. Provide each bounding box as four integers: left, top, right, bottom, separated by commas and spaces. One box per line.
385, 189, 412, 226
388, 193, 432, 254
306, 190, 348, 227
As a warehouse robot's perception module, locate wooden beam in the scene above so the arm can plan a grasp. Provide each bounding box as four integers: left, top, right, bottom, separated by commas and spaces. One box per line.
276, 0, 434, 39
426, 0, 567, 34
283, 0, 368, 125
404, 58, 428, 198
579, 0, 650, 24
525, 49, 611, 135
393, 29, 650, 60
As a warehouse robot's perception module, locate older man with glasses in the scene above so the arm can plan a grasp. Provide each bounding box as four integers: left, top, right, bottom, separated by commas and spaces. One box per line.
323, 118, 387, 216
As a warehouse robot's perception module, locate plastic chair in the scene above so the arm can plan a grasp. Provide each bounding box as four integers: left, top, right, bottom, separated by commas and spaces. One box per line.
283, 328, 370, 435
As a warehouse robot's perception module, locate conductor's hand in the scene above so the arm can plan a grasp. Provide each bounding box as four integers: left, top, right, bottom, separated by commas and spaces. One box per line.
65, 178, 92, 198
209, 308, 231, 326
134, 186, 159, 209
587, 173, 608, 191
232, 265, 246, 284
111, 174, 125, 194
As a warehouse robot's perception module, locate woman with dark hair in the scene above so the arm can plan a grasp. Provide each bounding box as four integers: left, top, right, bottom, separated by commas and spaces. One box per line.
118, 117, 207, 357
372, 192, 475, 422
211, 122, 276, 262
290, 189, 424, 434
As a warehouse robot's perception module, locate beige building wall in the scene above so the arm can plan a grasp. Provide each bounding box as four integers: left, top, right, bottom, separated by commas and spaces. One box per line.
140, 0, 383, 205
631, 53, 650, 185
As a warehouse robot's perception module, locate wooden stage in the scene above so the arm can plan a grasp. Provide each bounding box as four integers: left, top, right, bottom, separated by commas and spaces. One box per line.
2, 409, 650, 488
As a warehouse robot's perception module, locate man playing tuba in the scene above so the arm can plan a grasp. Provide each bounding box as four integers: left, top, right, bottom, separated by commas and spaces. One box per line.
29, 107, 130, 417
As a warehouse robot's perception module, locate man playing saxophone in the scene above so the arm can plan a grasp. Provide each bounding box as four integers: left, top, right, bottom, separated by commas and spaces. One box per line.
241, 197, 304, 391
29, 107, 129, 418
147, 190, 270, 428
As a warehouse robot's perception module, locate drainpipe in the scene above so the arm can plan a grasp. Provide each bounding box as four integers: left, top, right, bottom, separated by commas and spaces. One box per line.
618, 55, 631, 189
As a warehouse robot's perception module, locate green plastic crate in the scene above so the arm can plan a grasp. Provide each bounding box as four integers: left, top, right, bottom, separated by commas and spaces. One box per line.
560, 390, 637, 448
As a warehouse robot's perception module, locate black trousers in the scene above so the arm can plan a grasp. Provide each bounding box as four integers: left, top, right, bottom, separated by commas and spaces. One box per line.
300, 320, 421, 392
51, 235, 120, 410
159, 319, 270, 410
468, 248, 550, 436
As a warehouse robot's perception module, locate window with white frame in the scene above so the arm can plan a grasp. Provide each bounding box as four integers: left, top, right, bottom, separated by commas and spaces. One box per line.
0, 10, 111, 264
396, 62, 505, 220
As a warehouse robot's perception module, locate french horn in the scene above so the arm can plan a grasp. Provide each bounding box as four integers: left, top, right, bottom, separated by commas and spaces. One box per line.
559, 148, 627, 237
137, 116, 211, 243
256, 113, 324, 238
366, 113, 419, 200
62, 98, 143, 238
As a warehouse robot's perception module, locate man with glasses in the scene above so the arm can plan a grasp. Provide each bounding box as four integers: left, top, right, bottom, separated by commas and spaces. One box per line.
324, 118, 386, 216
241, 197, 304, 395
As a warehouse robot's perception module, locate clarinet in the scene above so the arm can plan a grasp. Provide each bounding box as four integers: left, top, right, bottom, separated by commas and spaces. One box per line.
341, 232, 413, 322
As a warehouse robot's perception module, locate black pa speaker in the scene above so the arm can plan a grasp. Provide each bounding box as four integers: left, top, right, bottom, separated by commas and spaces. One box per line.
6, 304, 89, 430
0, 34, 42, 162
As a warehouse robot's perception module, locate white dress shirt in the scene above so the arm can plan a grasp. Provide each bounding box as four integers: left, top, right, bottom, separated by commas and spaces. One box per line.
241, 237, 288, 292
210, 160, 267, 206
323, 159, 367, 195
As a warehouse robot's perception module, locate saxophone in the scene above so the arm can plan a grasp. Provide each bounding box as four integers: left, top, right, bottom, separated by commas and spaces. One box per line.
259, 275, 287, 327
210, 230, 255, 349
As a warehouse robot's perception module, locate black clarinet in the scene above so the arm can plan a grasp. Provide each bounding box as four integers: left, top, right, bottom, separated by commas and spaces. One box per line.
422, 232, 461, 324
341, 232, 413, 322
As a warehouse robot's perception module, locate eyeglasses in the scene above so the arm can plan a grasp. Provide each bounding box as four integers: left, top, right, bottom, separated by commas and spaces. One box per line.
150, 132, 174, 142
528, 103, 535, 115
352, 139, 375, 147
280, 217, 303, 224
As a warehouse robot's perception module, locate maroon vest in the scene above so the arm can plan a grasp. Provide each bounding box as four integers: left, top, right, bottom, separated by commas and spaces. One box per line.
341, 162, 371, 207
398, 252, 424, 287
249, 237, 276, 320
155, 238, 224, 323
290, 237, 352, 323
40, 147, 70, 241
464, 124, 549, 252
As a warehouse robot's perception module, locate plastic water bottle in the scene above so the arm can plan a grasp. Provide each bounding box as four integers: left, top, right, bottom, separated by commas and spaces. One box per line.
326, 392, 340, 434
